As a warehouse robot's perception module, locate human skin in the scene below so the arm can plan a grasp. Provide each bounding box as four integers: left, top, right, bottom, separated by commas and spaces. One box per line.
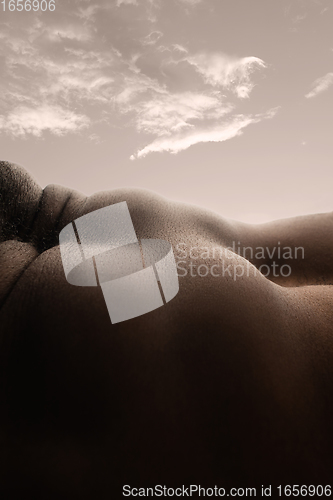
1, 161, 333, 498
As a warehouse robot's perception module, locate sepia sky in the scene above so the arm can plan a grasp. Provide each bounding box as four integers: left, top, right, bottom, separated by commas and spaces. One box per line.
0, 0, 332, 222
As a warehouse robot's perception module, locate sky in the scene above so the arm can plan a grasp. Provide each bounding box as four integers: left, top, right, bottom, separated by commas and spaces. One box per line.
0, 0, 332, 223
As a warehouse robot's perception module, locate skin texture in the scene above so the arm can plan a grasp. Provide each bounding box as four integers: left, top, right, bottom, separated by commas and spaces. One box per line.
1, 161, 333, 498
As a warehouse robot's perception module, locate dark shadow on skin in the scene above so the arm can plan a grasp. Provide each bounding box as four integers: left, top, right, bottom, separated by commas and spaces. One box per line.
1, 161, 333, 499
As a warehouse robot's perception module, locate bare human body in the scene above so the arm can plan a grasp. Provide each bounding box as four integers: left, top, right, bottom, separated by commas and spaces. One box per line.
1, 161, 333, 498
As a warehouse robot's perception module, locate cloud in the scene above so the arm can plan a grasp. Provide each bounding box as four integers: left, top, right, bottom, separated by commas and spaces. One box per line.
3, 38, 117, 106
185, 53, 266, 98
141, 31, 163, 46
130, 107, 279, 158
77, 4, 99, 21
117, 49, 269, 158
178, 0, 202, 4
116, 0, 138, 6
134, 91, 233, 136
0, 105, 89, 137
305, 72, 333, 98
283, 0, 330, 25
45, 25, 93, 43
120, 49, 269, 158
171, 44, 188, 54
0, 1, 272, 155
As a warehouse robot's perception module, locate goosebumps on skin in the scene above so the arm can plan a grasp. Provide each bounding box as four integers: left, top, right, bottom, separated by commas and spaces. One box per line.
0, 161, 333, 499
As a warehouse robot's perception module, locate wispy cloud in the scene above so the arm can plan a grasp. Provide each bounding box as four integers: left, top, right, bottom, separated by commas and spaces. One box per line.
116, 0, 138, 6
45, 25, 93, 43
185, 53, 266, 98
0, 0, 273, 157
121, 50, 270, 158
141, 31, 163, 46
178, 0, 202, 4
0, 105, 89, 137
305, 72, 333, 98
133, 91, 233, 136
131, 108, 279, 159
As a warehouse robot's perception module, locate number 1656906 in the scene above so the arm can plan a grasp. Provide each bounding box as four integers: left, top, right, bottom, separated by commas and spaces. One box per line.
1, 0, 55, 11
